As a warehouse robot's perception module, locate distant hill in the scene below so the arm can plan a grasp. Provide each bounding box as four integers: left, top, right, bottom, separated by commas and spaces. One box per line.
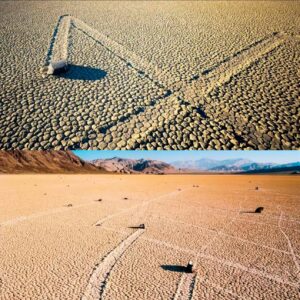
0, 150, 106, 174
172, 158, 256, 171
171, 158, 299, 173
209, 162, 275, 172
91, 157, 177, 174
241, 165, 300, 174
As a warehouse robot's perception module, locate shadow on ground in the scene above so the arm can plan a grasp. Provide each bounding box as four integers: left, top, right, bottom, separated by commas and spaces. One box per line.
58, 64, 107, 81
161, 265, 187, 273
128, 226, 143, 229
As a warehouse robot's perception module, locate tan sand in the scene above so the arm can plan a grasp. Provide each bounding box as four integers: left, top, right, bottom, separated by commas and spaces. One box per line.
0, 174, 299, 299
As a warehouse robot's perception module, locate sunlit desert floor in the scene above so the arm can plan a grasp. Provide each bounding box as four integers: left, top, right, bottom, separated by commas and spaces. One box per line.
0, 174, 299, 299
0, 1, 299, 150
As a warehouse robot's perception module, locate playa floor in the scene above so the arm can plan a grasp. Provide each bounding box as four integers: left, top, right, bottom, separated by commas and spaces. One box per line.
0, 1, 299, 150
0, 174, 299, 299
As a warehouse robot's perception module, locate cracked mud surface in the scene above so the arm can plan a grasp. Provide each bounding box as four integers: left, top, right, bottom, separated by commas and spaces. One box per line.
0, 1, 299, 150
0, 174, 299, 299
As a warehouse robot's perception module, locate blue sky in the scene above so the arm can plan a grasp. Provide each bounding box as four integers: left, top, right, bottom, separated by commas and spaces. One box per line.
73, 150, 300, 164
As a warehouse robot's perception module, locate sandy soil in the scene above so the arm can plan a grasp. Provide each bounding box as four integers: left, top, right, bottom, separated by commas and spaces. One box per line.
0, 174, 299, 299
0, 1, 299, 150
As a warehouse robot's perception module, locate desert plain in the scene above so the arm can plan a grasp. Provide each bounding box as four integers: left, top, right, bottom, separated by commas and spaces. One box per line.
0, 1, 299, 150
0, 174, 299, 299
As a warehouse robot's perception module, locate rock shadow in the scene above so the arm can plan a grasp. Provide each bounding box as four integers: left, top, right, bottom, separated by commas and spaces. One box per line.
128, 224, 145, 229
161, 265, 187, 273
57, 64, 107, 81
240, 207, 264, 214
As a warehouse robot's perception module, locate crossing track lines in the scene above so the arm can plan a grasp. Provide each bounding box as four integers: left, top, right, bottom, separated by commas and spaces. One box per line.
172, 202, 243, 300
155, 237, 299, 289
44, 16, 296, 150
43, 15, 183, 143
150, 214, 294, 257
126, 32, 290, 146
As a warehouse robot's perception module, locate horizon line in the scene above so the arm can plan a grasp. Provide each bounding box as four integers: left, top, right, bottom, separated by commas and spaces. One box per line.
73, 150, 300, 165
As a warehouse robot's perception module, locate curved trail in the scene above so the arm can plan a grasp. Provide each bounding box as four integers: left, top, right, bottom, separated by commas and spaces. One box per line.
278, 210, 300, 284
81, 228, 145, 300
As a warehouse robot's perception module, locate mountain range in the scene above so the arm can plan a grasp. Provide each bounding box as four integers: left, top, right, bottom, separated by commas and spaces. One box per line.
0, 151, 299, 174
172, 158, 300, 173
172, 158, 256, 170
91, 157, 176, 174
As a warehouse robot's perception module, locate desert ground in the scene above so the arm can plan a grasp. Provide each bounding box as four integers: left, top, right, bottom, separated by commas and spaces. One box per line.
0, 1, 299, 150
0, 174, 299, 299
